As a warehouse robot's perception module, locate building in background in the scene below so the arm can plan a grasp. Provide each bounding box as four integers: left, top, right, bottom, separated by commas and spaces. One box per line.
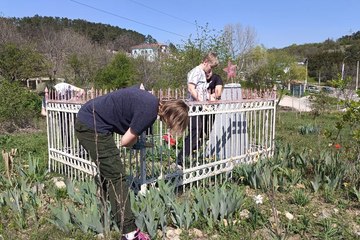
130, 43, 169, 61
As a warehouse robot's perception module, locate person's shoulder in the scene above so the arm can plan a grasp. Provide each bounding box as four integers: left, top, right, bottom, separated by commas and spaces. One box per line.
187, 66, 205, 82
188, 65, 203, 74
213, 74, 223, 85
124, 86, 156, 98
124, 85, 147, 93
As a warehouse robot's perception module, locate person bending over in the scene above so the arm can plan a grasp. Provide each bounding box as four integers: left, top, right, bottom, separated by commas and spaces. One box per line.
75, 85, 189, 240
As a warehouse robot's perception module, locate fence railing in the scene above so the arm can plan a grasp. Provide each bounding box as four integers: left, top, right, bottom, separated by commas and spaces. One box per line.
45, 85, 276, 190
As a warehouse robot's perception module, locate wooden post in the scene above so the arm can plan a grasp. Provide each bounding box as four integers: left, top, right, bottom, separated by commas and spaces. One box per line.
1, 149, 17, 179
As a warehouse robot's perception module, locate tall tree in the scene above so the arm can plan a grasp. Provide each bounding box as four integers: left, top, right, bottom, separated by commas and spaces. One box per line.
144, 35, 157, 44
0, 43, 48, 82
222, 23, 257, 74
0, 17, 24, 45
94, 53, 136, 89
157, 23, 229, 89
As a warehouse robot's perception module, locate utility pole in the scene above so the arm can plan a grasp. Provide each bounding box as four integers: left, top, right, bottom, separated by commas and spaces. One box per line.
305, 58, 308, 89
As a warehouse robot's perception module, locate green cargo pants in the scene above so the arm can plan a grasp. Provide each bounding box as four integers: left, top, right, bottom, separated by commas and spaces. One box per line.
74, 119, 137, 234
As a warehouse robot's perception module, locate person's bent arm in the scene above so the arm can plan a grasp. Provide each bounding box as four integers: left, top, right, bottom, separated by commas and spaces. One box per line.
121, 128, 138, 147
215, 85, 223, 100
188, 83, 198, 101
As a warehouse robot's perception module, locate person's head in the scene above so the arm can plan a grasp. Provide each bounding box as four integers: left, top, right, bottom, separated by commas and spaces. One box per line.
158, 99, 189, 135
202, 51, 219, 73
206, 69, 213, 81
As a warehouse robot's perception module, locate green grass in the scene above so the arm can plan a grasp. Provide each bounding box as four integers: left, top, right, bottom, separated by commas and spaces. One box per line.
276, 111, 347, 151
0, 128, 48, 170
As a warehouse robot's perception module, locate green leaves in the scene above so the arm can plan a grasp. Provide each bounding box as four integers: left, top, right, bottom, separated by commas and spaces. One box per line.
67, 203, 104, 233
130, 180, 176, 237
290, 189, 310, 206
170, 198, 196, 230
351, 186, 360, 202
0, 81, 42, 131
48, 204, 72, 233
0, 155, 47, 229
192, 184, 245, 229
94, 53, 136, 90
47, 179, 111, 235
298, 124, 319, 135
0, 43, 48, 82
130, 180, 245, 235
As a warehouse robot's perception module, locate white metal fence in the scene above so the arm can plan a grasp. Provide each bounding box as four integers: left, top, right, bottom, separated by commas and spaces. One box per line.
45, 85, 276, 190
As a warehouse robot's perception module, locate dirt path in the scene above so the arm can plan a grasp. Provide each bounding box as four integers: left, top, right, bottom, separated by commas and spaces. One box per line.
278, 95, 312, 112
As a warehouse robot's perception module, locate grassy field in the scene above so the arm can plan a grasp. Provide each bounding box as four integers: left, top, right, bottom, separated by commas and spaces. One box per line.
0, 110, 359, 239
276, 110, 341, 151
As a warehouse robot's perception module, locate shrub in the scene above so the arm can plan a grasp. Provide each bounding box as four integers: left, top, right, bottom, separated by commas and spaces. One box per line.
308, 92, 338, 117
0, 81, 42, 133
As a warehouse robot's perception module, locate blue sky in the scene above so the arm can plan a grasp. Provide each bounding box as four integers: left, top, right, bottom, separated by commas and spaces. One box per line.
1, 0, 359, 49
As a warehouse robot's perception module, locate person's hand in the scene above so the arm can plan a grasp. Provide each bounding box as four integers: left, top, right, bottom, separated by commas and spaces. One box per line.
131, 141, 153, 149
209, 94, 216, 101
132, 141, 145, 150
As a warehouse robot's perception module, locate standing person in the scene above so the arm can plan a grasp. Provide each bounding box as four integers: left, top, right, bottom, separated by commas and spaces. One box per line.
177, 52, 219, 167
74, 85, 189, 240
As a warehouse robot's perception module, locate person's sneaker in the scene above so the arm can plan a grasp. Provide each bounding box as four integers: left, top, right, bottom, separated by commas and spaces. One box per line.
136, 230, 151, 240
121, 229, 150, 240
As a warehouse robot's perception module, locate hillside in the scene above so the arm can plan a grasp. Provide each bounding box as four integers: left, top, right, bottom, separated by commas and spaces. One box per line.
2, 15, 151, 51
269, 31, 360, 84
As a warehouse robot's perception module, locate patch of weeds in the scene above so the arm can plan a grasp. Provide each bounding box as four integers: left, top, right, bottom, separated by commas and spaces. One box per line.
291, 214, 312, 235
298, 124, 320, 135
351, 186, 360, 202
248, 205, 265, 231
55, 188, 68, 200
336, 197, 350, 210
323, 187, 336, 204
313, 218, 341, 239
215, 223, 244, 240
290, 189, 310, 206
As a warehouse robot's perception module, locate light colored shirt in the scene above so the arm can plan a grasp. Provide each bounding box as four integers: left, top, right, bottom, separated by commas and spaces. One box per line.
54, 83, 83, 95
187, 66, 209, 101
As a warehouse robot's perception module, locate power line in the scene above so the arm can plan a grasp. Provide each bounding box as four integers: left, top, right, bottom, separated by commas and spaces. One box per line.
127, 0, 196, 26
69, 0, 186, 38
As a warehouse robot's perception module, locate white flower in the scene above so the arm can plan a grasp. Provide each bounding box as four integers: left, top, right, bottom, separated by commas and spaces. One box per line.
285, 211, 294, 220
253, 194, 263, 204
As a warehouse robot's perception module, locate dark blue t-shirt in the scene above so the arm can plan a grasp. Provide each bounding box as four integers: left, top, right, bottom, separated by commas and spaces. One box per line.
77, 86, 159, 135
